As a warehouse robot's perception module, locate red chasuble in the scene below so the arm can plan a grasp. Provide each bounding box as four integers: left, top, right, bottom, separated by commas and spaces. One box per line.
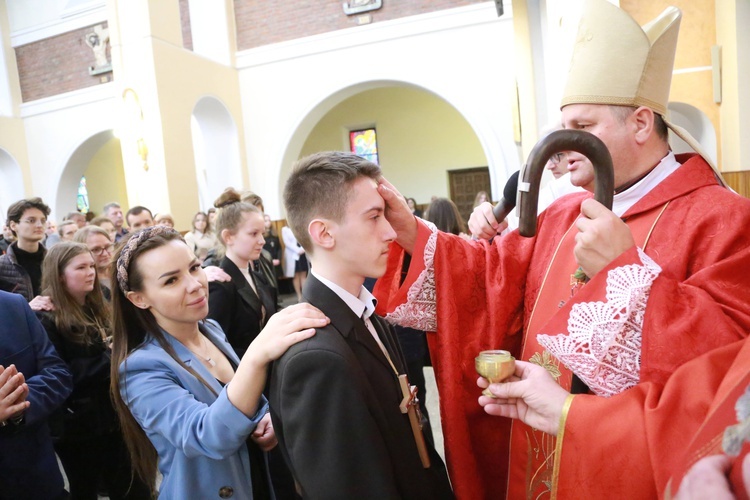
555, 337, 750, 500
374, 155, 750, 500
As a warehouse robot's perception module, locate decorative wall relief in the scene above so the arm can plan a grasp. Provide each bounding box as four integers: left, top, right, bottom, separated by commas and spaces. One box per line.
85, 24, 111, 75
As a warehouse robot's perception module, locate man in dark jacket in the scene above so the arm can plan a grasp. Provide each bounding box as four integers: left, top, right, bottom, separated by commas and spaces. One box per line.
270, 152, 453, 499
0, 290, 73, 499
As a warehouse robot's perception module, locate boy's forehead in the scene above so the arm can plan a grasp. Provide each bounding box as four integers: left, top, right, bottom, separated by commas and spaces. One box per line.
22, 207, 44, 217
338, 176, 381, 217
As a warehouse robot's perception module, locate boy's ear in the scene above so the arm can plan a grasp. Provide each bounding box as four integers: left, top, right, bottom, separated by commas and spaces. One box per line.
308, 219, 334, 250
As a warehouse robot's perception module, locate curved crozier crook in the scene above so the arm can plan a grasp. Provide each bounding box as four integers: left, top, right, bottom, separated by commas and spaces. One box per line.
517, 129, 614, 237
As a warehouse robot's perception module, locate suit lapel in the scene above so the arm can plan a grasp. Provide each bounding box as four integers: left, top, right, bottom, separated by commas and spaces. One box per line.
221, 258, 262, 316
303, 275, 399, 374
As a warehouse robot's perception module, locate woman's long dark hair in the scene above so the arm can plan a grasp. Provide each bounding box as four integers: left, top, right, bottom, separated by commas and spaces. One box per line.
426, 197, 467, 236
109, 230, 217, 493
41, 242, 110, 344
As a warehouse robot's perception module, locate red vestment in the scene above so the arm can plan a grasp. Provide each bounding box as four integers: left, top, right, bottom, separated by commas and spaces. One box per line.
375, 154, 750, 499
556, 336, 750, 500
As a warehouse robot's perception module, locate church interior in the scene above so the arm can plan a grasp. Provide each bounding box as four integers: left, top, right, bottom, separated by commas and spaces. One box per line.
1, 0, 748, 231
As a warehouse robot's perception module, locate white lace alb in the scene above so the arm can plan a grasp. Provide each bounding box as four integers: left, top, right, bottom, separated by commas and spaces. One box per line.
537, 248, 662, 397
385, 220, 439, 332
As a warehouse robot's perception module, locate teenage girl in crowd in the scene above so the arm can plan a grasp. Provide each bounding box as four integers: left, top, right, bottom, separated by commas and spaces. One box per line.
208, 188, 299, 498
109, 226, 328, 498
208, 189, 278, 359
37, 242, 150, 499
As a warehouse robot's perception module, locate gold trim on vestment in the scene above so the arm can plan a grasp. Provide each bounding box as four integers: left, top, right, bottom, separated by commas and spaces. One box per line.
641, 202, 670, 249
525, 221, 579, 333
550, 394, 576, 500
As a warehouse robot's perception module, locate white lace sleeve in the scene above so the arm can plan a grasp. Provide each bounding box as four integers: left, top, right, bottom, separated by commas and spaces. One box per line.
384, 220, 439, 331
536, 248, 662, 397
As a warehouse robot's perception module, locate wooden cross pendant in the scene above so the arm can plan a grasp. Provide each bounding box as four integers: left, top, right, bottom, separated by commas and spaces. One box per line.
398, 374, 431, 468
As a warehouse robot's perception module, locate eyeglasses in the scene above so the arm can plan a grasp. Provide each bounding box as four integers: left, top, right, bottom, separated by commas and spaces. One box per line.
20, 217, 47, 226
90, 244, 114, 256
549, 152, 569, 165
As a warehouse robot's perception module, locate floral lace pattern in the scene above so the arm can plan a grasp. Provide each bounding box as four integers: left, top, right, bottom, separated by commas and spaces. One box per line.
385, 220, 439, 331
536, 248, 662, 397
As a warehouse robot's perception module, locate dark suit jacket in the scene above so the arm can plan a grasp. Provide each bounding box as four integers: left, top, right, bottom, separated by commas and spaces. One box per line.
0, 290, 72, 500
269, 275, 453, 500
208, 257, 278, 359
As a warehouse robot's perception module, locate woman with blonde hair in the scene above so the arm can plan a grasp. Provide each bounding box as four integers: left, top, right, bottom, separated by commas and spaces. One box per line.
183, 211, 218, 263
38, 242, 149, 499
153, 213, 175, 229
109, 226, 327, 498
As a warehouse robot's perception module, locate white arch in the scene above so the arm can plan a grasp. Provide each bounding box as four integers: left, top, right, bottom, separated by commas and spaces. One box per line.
667, 102, 718, 166
277, 79, 519, 211
55, 130, 115, 219
0, 149, 24, 221
191, 96, 243, 211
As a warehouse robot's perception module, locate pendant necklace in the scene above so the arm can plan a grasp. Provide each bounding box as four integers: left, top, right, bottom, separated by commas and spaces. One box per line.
196, 334, 217, 367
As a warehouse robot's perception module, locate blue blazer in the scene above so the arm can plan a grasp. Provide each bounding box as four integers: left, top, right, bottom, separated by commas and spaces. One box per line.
0, 290, 73, 500
119, 319, 269, 499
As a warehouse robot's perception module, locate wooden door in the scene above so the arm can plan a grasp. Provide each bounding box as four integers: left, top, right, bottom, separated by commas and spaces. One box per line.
448, 167, 492, 223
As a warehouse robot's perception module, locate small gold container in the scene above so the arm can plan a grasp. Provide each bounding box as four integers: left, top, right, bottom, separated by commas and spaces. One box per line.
475, 350, 516, 398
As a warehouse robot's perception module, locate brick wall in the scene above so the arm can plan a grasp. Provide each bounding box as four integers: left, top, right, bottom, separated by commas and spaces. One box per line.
234, 0, 486, 50
15, 23, 112, 103
179, 0, 194, 51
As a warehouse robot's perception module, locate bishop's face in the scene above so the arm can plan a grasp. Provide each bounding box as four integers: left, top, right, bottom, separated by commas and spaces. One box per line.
562, 104, 639, 189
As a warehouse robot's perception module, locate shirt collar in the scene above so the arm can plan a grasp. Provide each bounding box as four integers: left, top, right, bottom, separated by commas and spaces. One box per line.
310, 268, 377, 320
612, 151, 680, 217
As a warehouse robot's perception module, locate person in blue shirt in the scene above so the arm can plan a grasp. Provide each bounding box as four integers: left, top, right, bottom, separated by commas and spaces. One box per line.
109, 226, 328, 499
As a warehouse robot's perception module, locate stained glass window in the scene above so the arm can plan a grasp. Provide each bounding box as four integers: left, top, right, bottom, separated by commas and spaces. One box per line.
349, 128, 379, 165
77, 177, 90, 214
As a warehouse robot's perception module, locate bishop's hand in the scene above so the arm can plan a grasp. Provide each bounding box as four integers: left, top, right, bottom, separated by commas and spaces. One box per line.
574, 199, 634, 278
477, 360, 569, 436
377, 176, 418, 254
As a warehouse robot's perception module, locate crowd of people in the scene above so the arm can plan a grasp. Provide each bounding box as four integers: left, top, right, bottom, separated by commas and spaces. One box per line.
1, 1, 749, 499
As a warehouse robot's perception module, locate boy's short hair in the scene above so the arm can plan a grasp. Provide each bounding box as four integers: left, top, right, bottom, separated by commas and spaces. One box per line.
125, 206, 153, 223
283, 151, 381, 252
90, 216, 114, 227
6, 197, 51, 236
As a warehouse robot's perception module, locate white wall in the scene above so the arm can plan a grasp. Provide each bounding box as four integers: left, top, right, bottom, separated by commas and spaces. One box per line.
0, 148, 24, 219
191, 96, 243, 211
236, 3, 520, 218
20, 84, 117, 220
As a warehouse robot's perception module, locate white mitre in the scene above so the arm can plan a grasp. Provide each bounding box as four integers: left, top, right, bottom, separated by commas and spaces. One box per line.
561, 0, 726, 186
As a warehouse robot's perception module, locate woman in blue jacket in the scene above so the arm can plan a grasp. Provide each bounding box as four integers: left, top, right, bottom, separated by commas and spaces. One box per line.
109, 226, 328, 499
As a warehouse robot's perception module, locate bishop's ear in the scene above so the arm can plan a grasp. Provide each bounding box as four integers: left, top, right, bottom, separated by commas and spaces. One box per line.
308, 219, 335, 250
631, 106, 655, 145
126, 291, 150, 310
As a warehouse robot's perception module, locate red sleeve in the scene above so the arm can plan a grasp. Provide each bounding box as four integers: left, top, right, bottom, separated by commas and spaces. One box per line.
555, 338, 747, 498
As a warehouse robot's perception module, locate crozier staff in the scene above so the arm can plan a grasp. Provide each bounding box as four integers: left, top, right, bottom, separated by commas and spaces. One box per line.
373, 1, 750, 498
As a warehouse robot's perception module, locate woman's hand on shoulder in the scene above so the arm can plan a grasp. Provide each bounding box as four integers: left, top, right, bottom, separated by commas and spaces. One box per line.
245, 303, 329, 366
29, 295, 55, 311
